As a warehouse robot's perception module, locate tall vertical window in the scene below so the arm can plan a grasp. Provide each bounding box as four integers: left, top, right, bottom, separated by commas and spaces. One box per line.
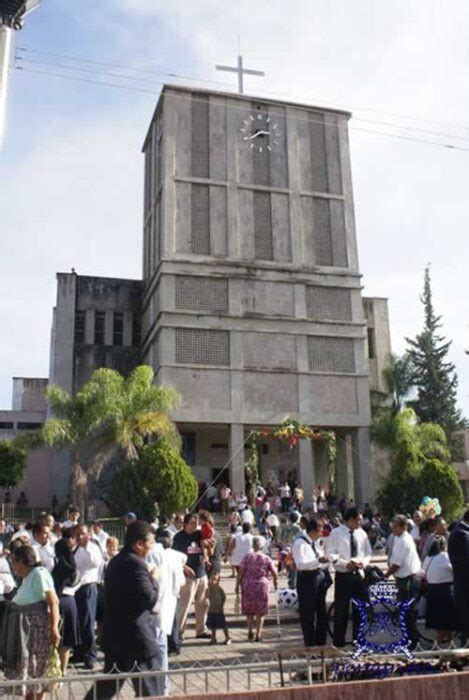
132, 315, 142, 347
251, 105, 270, 186
94, 311, 105, 345
191, 184, 210, 255
113, 312, 124, 346
74, 310, 86, 344
309, 112, 327, 192
367, 328, 376, 359
312, 198, 333, 266
191, 94, 209, 178
253, 192, 273, 260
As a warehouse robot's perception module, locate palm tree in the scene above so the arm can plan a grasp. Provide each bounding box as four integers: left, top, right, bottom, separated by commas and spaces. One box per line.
42, 365, 180, 512
382, 353, 414, 414
372, 353, 415, 448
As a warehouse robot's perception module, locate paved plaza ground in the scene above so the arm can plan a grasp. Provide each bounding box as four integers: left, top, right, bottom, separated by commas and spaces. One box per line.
44, 564, 322, 698
1, 552, 389, 698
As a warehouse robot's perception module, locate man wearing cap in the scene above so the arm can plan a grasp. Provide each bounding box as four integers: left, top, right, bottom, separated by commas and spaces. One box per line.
123, 512, 137, 528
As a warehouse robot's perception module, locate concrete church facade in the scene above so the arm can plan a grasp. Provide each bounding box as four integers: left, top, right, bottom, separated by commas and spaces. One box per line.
139, 85, 388, 505
1, 84, 392, 507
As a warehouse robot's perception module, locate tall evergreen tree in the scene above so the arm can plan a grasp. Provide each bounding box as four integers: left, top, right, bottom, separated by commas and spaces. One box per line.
406, 266, 463, 441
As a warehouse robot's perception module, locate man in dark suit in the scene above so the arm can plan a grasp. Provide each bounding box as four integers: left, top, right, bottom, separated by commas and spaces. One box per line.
85, 520, 160, 699
448, 510, 469, 645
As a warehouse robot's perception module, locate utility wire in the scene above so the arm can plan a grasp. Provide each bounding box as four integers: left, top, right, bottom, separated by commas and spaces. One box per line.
14, 64, 469, 152
16, 56, 167, 88
16, 45, 469, 137
18, 54, 469, 145
14, 65, 159, 96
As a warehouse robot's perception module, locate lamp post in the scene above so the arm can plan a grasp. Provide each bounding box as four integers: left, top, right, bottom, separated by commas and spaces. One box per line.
0, 1, 41, 144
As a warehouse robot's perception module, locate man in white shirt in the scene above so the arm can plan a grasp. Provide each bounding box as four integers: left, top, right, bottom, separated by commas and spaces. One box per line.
62, 508, 81, 529
325, 507, 372, 647
38, 514, 59, 545
384, 514, 421, 645
31, 522, 55, 572
265, 511, 280, 539
10, 524, 31, 544
167, 515, 183, 539
410, 511, 423, 543
279, 482, 292, 512
90, 521, 110, 551
292, 518, 331, 646
74, 525, 104, 669
240, 507, 255, 526
148, 533, 187, 694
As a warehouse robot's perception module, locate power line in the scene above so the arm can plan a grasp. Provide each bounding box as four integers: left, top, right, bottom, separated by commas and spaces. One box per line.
15, 55, 167, 88
14, 64, 469, 152
18, 54, 469, 145
15, 46, 234, 90
16, 44, 469, 137
14, 65, 159, 96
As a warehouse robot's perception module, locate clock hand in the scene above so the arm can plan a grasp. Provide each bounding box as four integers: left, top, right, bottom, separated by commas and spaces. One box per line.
248, 131, 261, 140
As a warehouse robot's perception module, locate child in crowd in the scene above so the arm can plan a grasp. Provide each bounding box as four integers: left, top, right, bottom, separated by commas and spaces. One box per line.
199, 510, 216, 572
205, 572, 231, 645
105, 536, 119, 563
199, 510, 216, 563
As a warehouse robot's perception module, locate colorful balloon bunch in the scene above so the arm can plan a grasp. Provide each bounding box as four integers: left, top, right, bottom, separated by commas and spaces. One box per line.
419, 496, 442, 518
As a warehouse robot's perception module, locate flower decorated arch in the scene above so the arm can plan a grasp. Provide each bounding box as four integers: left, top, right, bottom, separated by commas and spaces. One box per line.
245, 417, 337, 499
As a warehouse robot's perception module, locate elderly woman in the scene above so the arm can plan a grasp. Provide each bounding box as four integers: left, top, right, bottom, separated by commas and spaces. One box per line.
238, 536, 277, 642
1, 544, 60, 699
422, 535, 456, 642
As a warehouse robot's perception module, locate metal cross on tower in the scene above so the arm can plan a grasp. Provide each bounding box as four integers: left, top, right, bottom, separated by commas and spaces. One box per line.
215, 55, 265, 95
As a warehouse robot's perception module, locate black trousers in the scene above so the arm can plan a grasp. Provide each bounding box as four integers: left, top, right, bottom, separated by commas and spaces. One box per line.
84, 656, 161, 699
454, 578, 469, 643
396, 574, 420, 647
297, 571, 327, 647
333, 572, 368, 647
75, 583, 98, 664
168, 600, 180, 653
281, 497, 291, 512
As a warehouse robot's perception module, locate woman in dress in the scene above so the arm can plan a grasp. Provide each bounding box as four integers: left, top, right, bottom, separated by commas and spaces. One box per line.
422, 535, 456, 642
238, 536, 277, 642
1, 544, 60, 699
52, 532, 81, 676
226, 523, 253, 593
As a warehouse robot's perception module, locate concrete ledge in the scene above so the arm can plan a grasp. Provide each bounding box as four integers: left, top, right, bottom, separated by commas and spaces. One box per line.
167, 670, 469, 700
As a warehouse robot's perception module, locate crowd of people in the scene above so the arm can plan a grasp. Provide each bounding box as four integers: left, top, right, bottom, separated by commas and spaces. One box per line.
0, 479, 469, 698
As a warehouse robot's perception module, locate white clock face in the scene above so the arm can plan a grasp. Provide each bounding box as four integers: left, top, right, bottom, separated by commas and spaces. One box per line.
240, 113, 280, 153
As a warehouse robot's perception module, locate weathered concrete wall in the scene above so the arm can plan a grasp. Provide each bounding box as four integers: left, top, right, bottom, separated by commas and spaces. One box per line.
139, 86, 381, 502
0, 378, 52, 508
12, 378, 48, 412
363, 297, 392, 393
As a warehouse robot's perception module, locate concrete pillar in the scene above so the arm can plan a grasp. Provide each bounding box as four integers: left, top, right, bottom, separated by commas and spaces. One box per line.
299, 438, 315, 509
351, 427, 373, 506
229, 423, 245, 496
336, 433, 355, 500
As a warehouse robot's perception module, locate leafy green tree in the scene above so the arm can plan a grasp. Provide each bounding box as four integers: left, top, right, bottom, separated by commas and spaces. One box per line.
406, 266, 464, 446
0, 440, 26, 488
109, 438, 198, 519
377, 409, 464, 521
41, 366, 179, 511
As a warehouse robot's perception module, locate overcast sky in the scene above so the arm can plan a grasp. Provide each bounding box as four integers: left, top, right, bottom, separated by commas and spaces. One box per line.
1, 0, 468, 415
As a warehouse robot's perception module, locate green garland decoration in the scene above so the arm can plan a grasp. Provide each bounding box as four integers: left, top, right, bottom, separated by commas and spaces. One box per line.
253, 417, 337, 493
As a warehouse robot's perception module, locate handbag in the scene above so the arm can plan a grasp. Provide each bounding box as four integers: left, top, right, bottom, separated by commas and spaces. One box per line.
44, 645, 62, 687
